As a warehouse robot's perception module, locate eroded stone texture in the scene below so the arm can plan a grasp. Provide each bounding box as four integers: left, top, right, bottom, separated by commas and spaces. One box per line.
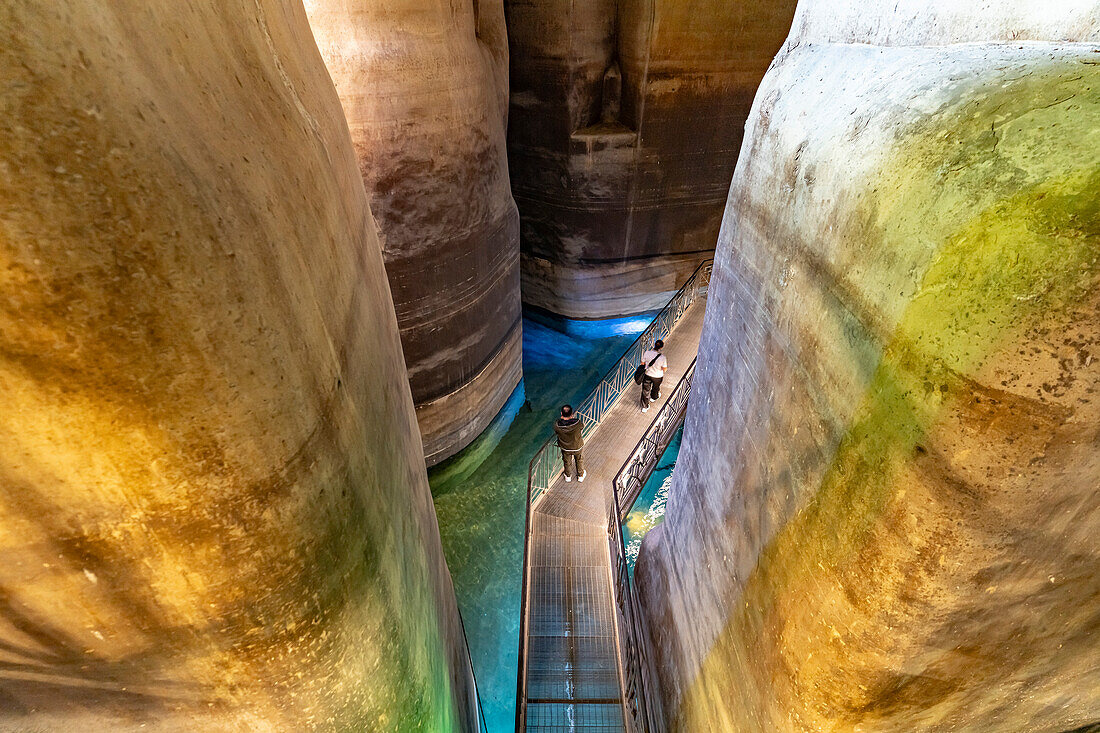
0, 2, 476, 730
303, 0, 521, 466
636, 2, 1100, 731
507, 0, 797, 318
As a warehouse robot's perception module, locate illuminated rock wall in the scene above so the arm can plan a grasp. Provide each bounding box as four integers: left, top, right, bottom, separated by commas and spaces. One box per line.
0, 2, 476, 730
507, 0, 797, 318
636, 2, 1100, 730
303, 0, 521, 466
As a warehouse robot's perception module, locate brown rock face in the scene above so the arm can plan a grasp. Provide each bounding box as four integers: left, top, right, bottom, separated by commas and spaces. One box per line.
506, 0, 797, 318
0, 2, 476, 730
303, 0, 522, 466
636, 2, 1100, 731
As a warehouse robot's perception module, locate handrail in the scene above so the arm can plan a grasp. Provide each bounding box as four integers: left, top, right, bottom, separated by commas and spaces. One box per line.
524, 259, 712, 511
613, 358, 696, 521
606, 358, 696, 733
609, 492, 666, 733
514, 451, 536, 730
458, 607, 489, 733
515, 260, 712, 731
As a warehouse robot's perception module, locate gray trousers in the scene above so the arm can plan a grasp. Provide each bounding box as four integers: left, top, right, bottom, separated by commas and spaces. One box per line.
640, 375, 663, 407
560, 449, 584, 478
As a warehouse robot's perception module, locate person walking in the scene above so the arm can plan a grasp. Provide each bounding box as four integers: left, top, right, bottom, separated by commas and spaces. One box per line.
554, 404, 586, 482
639, 339, 667, 412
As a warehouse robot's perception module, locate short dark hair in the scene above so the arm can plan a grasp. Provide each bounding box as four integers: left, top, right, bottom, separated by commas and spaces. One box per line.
654, 339, 664, 349
561, 405, 573, 417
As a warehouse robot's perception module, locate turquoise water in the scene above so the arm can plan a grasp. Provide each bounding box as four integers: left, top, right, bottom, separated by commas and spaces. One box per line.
428, 313, 643, 731
622, 425, 683, 575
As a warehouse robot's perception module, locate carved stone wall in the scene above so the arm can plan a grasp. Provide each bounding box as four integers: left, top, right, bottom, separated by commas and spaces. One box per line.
507, 0, 797, 318
304, 0, 522, 465
637, 2, 1100, 730
0, 2, 477, 729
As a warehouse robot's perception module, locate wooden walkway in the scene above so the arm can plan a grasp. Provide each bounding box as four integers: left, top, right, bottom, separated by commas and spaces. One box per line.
522, 297, 707, 732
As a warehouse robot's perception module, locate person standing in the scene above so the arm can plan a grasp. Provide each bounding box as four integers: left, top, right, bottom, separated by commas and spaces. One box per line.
639, 339, 667, 412
554, 404, 586, 482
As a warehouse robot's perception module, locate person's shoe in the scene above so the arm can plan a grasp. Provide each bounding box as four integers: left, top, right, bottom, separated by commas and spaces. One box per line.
641, 406, 649, 413
565, 475, 573, 482
578, 471, 586, 483
654, 392, 661, 400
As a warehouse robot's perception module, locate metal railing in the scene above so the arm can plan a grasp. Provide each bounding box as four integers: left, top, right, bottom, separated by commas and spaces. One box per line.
606, 358, 696, 732
609, 492, 665, 733
458, 607, 490, 733
515, 260, 711, 731
523, 260, 711, 508
613, 358, 696, 521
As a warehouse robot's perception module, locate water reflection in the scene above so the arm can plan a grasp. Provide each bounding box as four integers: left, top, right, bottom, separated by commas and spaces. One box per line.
623, 426, 683, 574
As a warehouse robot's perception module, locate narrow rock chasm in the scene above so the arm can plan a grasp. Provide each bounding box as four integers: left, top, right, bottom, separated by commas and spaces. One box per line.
2, 1, 1098, 732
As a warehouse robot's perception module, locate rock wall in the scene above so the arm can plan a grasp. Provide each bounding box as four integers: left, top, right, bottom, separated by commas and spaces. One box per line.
303, 0, 522, 466
506, 0, 797, 318
636, 2, 1100, 731
0, 2, 477, 730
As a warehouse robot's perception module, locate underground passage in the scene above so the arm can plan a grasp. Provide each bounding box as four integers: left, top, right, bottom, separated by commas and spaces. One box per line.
1, 1, 1098, 731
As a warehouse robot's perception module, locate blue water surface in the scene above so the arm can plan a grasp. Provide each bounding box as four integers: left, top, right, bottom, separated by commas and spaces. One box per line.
622, 425, 683, 575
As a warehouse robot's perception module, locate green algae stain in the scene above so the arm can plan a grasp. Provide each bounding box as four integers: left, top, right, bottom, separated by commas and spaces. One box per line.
762, 170, 1100, 586
677, 58, 1099, 731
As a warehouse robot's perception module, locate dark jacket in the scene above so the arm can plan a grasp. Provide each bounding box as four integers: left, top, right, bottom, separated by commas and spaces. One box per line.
554, 415, 584, 451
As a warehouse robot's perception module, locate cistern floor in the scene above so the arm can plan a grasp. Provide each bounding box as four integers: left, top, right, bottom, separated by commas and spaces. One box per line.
523, 297, 707, 732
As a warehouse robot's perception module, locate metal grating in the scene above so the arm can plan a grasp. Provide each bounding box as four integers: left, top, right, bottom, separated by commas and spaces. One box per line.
526, 702, 625, 732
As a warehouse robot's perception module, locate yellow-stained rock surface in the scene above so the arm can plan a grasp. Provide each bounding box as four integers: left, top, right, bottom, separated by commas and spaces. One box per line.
636, 2, 1100, 731
303, 0, 521, 466
0, 1, 476, 730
